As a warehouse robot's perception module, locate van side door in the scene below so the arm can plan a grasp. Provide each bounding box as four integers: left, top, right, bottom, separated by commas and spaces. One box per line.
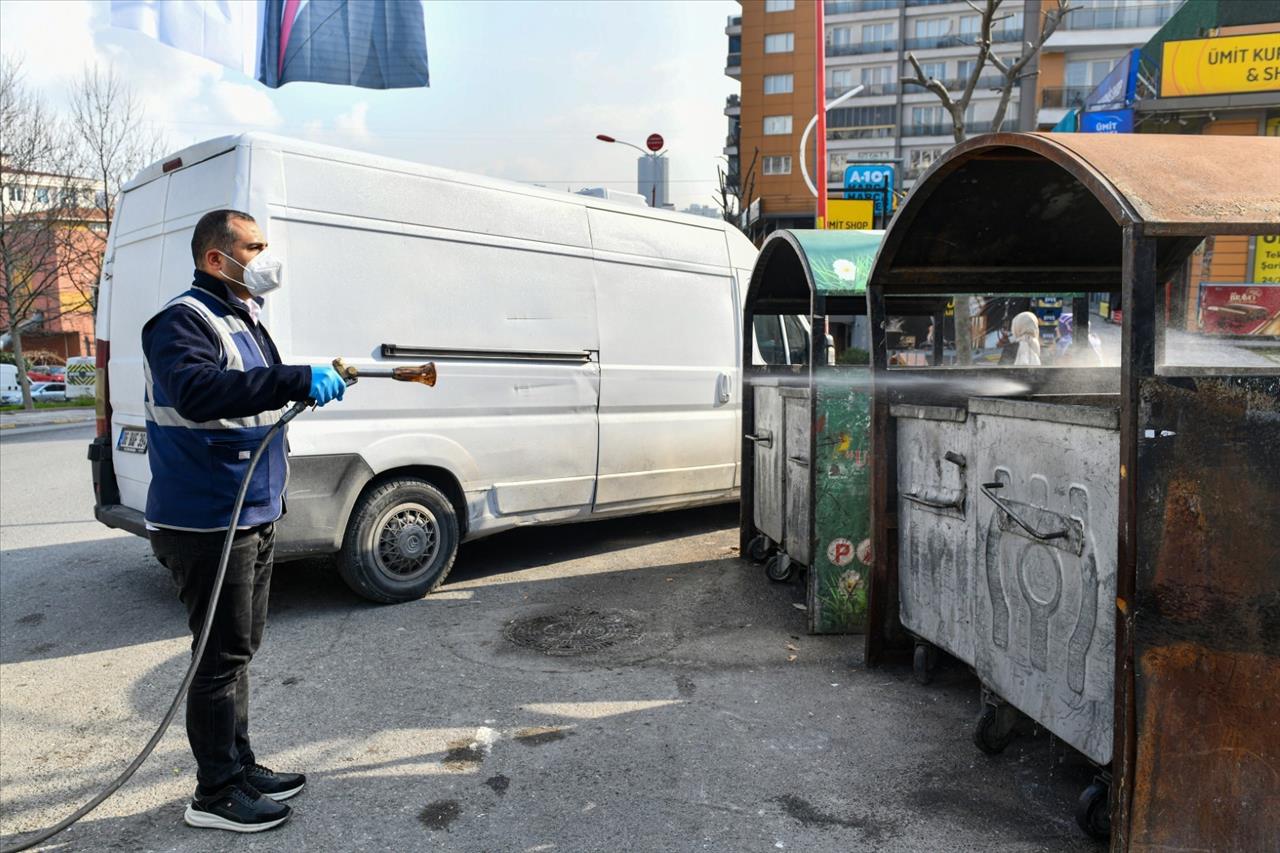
588, 210, 738, 509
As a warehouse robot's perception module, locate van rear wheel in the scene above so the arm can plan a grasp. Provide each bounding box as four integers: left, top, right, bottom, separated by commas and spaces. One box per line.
339, 478, 459, 603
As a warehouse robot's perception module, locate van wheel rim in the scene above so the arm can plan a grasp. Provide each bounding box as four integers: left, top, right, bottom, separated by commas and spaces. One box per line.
371, 502, 439, 580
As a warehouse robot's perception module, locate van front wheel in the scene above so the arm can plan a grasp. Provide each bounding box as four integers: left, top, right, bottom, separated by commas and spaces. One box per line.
339, 478, 459, 603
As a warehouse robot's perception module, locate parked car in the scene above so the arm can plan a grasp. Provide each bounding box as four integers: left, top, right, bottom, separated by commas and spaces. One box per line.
29, 382, 66, 402
28, 366, 65, 383
89, 132, 795, 604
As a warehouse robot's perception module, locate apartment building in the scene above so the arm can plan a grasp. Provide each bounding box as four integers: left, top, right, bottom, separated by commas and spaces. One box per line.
725, 0, 819, 235
1033, 0, 1183, 129
725, 0, 1184, 236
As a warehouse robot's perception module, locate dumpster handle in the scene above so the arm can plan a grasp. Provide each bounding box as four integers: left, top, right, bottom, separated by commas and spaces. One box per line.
902, 450, 967, 511
902, 490, 964, 511
980, 482, 1070, 541
788, 455, 810, 467
745, 430, 773, 448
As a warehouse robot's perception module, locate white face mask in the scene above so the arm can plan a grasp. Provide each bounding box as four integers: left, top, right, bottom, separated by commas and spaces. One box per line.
218, 250, 283, 296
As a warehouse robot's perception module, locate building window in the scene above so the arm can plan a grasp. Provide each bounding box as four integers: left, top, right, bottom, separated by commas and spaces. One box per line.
6, 186, 24, 202
862, 23, 895, 43
1066, 56, 1122, 87
999, 11, 1024, 34
908, 146, 946, 177
35, 187, 50, 204
764, 73, 794, 95
913, 18, 951, 39
830, 68, 854, 89
958, 14, 980, 36
764, 33, 795, 53
828, 104, 896, 128
911, 106, 945, 126
762, 155, 792, 176
765, 0, 795, 11
861, 65, 893, 85
763, 115, 793, 135
829, 27, 852, 47
957, 59, 975, 80
916, 61, 946, 80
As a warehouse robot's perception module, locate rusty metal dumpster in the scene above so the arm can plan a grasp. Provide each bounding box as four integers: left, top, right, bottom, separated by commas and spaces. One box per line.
740, 229, 882, 634
864, 133, 1280, 848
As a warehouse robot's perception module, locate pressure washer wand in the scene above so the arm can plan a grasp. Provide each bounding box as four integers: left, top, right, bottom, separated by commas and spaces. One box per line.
0, 357, 436, 853
331, 357, 437, 388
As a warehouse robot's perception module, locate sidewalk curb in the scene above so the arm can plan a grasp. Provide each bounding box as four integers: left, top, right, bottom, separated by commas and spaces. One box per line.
0, 414, 95, 430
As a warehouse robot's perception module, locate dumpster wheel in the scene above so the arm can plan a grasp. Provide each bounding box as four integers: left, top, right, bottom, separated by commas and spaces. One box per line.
912, 641, 939, 685
747, 534, 773, 563
973, 701, 1019, 755
1075, 778, 1111, 840
764, 553, 794, 583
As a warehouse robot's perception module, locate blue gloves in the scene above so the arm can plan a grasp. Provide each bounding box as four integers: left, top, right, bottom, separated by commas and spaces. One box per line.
308, 365, 346, 406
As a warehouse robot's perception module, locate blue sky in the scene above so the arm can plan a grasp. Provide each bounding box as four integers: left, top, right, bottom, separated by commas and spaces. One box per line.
0, 0, 738, 208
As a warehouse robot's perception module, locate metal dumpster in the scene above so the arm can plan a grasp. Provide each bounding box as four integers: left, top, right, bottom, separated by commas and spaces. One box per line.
863, 132, 1280, 848
740, 229, 882, 634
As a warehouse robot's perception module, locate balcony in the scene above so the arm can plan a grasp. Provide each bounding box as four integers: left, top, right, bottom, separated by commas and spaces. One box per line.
825, 0, 900, 13
827, 38, 898, 57
902, 74, 1005, 93
725, 94, 741, 116
1040, 85, 1093, 109
828, 81, 897, 98
726, 52, 741, 77
901, 120, 993, 137
1061, 2, 1179, 31
904, 27, 1023, 51
829, 124, 897, 140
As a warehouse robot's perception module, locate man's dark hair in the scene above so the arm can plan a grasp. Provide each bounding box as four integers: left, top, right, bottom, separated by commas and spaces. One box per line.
191, 209, 255, 266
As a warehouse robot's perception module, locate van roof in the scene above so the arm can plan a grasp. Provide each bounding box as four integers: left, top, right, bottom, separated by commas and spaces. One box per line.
124, 132, 750, 246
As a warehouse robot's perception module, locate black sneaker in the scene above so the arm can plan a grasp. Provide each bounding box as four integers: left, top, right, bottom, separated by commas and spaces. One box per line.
184, 779, 291, 832
244, 762, 307, 801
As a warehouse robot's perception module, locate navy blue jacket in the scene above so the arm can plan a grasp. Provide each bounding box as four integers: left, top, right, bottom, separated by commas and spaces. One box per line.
142, 272, 310, 423
141, 273, 311, 531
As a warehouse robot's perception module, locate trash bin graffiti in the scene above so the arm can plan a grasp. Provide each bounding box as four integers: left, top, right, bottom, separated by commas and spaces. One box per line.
740, 229, 882, 634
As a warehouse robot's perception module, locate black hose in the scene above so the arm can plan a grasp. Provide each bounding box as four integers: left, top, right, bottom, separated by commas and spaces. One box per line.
2, 398, 312, 853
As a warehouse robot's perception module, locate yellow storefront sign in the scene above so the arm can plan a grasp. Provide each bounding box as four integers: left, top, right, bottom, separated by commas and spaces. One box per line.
1161, 33, 1280, 98
825, 199, 875, 231
1254, 234, 1280, 284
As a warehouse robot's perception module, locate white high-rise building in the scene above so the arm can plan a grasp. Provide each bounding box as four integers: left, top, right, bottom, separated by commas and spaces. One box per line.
637, 154, 670, 208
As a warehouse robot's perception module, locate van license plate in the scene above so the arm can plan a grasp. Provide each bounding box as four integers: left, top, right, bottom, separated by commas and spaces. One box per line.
117, 427, 148, 454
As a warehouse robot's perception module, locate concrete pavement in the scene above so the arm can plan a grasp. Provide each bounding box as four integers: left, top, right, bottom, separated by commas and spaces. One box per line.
1, 425, 1102, 852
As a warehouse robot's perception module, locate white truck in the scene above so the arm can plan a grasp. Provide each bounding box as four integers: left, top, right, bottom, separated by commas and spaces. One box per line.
89, 133, 802, 602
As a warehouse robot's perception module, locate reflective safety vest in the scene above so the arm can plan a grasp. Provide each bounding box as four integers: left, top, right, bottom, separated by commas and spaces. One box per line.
143, 289, 288, 532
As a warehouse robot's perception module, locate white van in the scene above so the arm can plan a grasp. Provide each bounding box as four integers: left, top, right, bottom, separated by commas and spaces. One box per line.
89, 133, 784, 602
0, 363, 19, 404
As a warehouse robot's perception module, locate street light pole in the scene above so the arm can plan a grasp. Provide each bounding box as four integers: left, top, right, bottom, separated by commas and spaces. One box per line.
595, 133, 668, 208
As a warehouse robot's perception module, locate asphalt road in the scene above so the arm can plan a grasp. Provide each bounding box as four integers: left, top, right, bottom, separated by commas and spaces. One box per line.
1, 426, 1102, 852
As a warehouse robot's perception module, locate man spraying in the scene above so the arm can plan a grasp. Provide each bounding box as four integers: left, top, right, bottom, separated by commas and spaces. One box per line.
141, 209, 346, 833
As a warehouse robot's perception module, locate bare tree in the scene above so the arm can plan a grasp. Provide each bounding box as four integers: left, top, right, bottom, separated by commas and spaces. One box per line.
0, 59, 89, 410
901, 0, 1077, 145
714, 147, 759, 238
899, 0, 1075, 363
66, 64, 167, 315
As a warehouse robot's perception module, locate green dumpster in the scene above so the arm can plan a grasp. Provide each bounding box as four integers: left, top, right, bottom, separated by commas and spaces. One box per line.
740, 229, 883, 634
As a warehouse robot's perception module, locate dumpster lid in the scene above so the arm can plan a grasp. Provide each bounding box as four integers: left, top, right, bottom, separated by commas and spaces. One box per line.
870, 132, 1280, 293
747, 229, 886, 313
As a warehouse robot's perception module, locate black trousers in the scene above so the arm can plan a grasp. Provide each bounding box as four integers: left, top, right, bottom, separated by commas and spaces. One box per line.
151, 523, 274, 791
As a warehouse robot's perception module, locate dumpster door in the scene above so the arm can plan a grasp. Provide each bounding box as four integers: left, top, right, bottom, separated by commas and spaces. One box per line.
1127, 375, 1280, 850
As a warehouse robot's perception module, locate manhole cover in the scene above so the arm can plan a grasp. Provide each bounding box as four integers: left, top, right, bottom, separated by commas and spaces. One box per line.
503, 609, 642, 656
